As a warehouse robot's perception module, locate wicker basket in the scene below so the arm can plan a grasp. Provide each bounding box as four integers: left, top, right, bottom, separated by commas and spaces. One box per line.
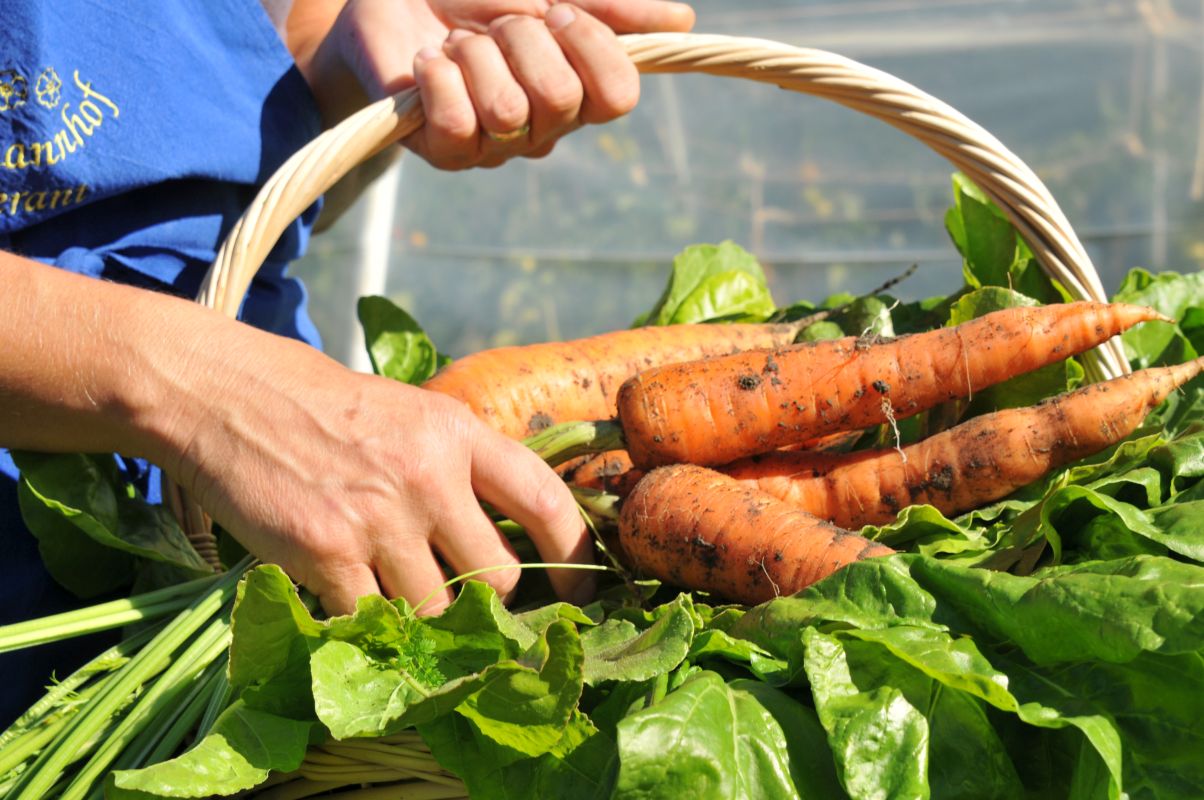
182, 33, 1125, 790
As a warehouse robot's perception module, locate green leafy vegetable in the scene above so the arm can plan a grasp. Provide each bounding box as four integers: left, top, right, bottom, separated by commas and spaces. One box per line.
357, 295, 449, 383
636, 241, 776, 326
13, 452, 210, 597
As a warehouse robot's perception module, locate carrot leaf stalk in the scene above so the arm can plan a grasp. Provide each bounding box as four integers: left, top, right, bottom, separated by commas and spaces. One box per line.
523, 420, 625, 468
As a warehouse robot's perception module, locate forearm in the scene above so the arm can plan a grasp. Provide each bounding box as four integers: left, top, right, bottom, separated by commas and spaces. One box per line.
0, 251, 235, 463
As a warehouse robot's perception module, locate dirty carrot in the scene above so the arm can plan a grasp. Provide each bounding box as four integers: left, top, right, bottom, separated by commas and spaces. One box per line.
565, 450, 644, 497
566, 432, 861, 499
618, 464, 893, 605
422, 322, 808, 439
724, 356, 1204, 528
616, 301, 1167, 468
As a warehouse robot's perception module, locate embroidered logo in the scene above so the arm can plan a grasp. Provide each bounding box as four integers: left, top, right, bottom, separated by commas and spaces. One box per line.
1, 68, 120, 220
0, 69, 29, 112
35, 67, 62, 109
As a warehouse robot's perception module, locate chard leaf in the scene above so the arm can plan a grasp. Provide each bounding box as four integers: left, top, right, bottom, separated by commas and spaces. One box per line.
458, 619, 585, 756
1145, 500, 1204, 561
911, 555, 1204, 664
357, 295, 448, 384
1114, 268, 1204, 369
227, 565, 323, 720
946, 174, 1063, 304
946, 173, 1016, 291
422, 710, 615, 800
803, 630, 930, 800
514, 602, 596, 638
106, 701, 321, 799
423, 581, 534, 676
307, 594, 443, 739
728, 679, 846, 799
613, 670, 806, 800
639, 242, 775, 326
798, 319, 845, 342
15, 476, 134, 597
581, 594, 694, 686
686, 628, 786, 681
13, 452, 210, 596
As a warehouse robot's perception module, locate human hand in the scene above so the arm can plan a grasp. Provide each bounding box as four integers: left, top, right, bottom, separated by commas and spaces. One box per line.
295, 0, 694, 168
161, 330, 593, 617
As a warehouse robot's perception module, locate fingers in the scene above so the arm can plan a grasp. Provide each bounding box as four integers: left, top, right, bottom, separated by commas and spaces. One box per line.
542, 4, 639, 125
565, 0, 696, 34
311, 561, 382, 618
373, 535, 457, 616
407, 5, 644, 168
470, 433, 597, 605
443, 29, 531, 145
409, 47, 479, 169
424, 494, 523, 606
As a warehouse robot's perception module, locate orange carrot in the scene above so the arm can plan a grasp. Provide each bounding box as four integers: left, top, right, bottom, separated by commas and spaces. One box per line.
567, 432, 858, 498
423, 322, 804, 439
725, 356, 1204, 528
616, 302, 1166, 469
618, 464, 893, 605
568, 450, 645, 497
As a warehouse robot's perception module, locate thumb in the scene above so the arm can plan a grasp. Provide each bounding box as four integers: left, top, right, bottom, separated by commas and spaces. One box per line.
561, 0, 695, 34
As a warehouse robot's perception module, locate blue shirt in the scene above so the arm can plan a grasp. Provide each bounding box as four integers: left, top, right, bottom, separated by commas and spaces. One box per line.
1, 0, 324, 724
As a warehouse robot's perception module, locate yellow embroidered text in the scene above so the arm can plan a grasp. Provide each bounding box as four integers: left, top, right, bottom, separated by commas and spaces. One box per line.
2, 71, 120, 172
0, 184, 89, 217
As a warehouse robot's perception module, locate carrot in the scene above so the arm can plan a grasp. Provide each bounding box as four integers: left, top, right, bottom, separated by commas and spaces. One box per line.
616, 302, 1167, 469
724, 356, 1204, 528
423, 322, 805, 439
568, 450, 645, 497
566, 432, 857, 498
618, 464, 893, 605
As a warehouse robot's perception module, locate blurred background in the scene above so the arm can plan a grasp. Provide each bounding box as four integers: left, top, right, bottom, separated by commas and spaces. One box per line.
292, 0, 1204, 369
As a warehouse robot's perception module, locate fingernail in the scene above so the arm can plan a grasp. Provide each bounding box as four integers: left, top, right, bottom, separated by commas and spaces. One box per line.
415, 46, 440, 65
445, 28, 473, 44
546, 3, 575, 31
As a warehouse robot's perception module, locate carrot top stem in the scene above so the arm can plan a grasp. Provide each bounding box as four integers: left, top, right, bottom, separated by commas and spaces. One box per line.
523, 420, 626, 467
572, 487, 621, 523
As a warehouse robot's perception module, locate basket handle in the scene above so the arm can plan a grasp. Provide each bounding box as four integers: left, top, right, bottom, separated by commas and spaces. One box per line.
179, 33, 1126, 562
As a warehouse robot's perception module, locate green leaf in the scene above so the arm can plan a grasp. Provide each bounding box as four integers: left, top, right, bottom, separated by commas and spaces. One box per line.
797, 319, 846, 342
12, 452, 210, 597
728, 680, 846, 799
15, 476, 134, 597
829, 296, 896, 338
945, 174, 1063, 304
1114, 268, 1204, 369
910, 556, 1204, 665
803, 629, 930, 800
423, 581, 533, 677
947, 174, 1016, 290
422, 710, 616, 800
307, 594, 443, 739
613, 670, 805, 800
458, 620, 585, 757
227, 565, 323, 720
357, 295, 447, 384
106, 701, 320, 799
581, 594, 694, 686
640, 242, 776, 326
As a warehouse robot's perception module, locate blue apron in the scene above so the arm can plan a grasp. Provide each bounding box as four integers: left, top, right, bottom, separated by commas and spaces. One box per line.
1, 0, 324, 724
